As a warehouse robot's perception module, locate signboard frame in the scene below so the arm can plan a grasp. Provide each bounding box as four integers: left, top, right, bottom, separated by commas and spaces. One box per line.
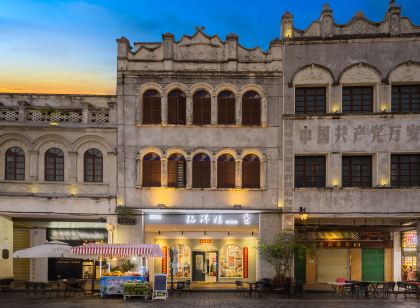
152, 274, 167, 300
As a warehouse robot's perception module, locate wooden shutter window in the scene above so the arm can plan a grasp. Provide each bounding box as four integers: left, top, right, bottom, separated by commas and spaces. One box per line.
294, 156, 326, 188
242, 91, 261, 126
342, 86, 373, 114
143, 153, 161, 187
45, 148, 64, 182
242, 154, 260, 188
5, 146, 25, 181
168, 90, 186, 124
142, 89, 161, 124
217, 90, 235, 125
193, 90, 211, 125
168, 153, 186, 188
217, 154, 235, 188
84, 148, 103, 183
192, 153, 211, 188
295, 87, 326, 114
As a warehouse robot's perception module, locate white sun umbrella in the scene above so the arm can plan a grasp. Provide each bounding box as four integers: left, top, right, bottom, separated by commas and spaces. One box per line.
13, 241, 94, 259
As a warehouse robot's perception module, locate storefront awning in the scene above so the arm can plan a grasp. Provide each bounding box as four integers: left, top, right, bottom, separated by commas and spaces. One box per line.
71, 244, 163, 258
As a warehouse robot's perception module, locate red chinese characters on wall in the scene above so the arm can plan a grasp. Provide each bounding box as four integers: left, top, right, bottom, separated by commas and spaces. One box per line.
161, 246, 167, 274
243, 247, 248, 278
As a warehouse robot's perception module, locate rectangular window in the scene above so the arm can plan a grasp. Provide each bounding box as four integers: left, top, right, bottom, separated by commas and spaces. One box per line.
392, 85, 420, 113
295, 156, 326, 188
295, 87, 326, 114
391, 154, 420, 187
342, 156, 372, 187
342, 86, 373, 113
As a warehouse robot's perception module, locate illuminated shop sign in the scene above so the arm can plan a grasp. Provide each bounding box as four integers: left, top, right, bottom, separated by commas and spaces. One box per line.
145, 213, 256, 226
402, 231, 417, 249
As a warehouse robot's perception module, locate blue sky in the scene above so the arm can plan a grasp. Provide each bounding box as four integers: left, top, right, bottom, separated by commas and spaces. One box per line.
1, 0, 419, 94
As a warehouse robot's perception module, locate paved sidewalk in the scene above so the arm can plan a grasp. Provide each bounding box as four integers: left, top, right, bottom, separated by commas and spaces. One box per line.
1, 292, 418, 308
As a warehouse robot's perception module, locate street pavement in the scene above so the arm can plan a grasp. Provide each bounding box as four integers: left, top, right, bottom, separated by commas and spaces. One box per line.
0, 292, 419, 308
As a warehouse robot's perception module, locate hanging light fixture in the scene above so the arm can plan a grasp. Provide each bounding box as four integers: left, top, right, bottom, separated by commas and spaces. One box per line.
299, 207, 309, 223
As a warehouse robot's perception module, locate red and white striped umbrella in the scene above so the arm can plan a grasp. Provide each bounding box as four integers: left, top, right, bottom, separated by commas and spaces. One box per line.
71, 243, 163, 258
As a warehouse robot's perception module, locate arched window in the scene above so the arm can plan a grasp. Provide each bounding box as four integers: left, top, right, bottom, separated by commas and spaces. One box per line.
5, 146, 25, 181
217, 154, 235, 188
242, 91, 261, 126
193, 90, 211, 125
142, 89, 161, 124
168, 90, 186, 125
220, 244, 243, 278
142, 153, 161, 187
169, 244, 191, 278
192, 153, 211, 188
242, 154, 260, 188
168, 153, 186, 188
217, 90, 235, 125
45, 148, 64, 182
84, 148, 103, 182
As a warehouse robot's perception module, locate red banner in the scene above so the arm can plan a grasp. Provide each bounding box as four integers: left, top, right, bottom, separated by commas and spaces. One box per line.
161, 246, 167, 274
243, 247, 248, 278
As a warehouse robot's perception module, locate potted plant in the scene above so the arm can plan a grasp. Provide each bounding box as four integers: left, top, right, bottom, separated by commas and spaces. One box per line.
259, 229, 314, 284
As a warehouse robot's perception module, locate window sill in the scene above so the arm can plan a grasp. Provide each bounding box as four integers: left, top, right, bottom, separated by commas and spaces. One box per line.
136, 122, 266, 128
283, 111, 420, 119
136, 186, 266, 191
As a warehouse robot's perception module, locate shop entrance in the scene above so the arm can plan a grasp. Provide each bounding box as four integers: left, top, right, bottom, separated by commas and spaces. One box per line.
192, 251, 218, 282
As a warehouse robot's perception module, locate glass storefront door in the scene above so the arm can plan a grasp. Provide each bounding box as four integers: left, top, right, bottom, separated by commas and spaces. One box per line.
192, 251, 205, 281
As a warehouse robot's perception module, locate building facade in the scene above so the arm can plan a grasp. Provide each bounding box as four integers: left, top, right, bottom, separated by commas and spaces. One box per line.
0, 1, 419, 287
281, 2, 420, 286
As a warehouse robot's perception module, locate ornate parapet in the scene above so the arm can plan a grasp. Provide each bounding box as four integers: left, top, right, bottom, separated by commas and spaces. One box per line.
281, 1, 420, 40
116, 28, 282, 72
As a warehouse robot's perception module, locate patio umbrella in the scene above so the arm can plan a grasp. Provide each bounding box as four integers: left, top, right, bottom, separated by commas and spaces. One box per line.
13, 241, 93, 259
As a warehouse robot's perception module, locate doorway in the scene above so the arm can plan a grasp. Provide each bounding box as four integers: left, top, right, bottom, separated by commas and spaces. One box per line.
192, 251, 218, 282
192, 251, 205, 281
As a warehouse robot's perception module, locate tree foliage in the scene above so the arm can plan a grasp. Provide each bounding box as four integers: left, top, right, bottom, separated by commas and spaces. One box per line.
259, 229, 315, 280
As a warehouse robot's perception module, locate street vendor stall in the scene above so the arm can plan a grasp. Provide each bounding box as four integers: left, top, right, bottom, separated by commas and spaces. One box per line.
71, 244, 162, 298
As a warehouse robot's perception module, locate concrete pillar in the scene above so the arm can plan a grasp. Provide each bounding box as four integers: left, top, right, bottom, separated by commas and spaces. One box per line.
260, 159, 267, 189
261, 96, 268, 127
377, 152, 390, 186
186, 95, 192, 125
330, 85, 342, 113
29, 150, 38, 181
81, 101, 89, 124
235, 159, 242, 188
328, 153, 341, 188
379, 84, 391, 112
161, 158, 168, 187
235, 95, 241, 126
107, 101, 117, 124
136, 158, 142, 187
393, 232, 402, 282
161, 96, 168, 125
186, 158, 192, 189
258, 212, 282, 279
211, 159, 216, 189
17, 101, 27, 122
0, 216, 13, 278
211, 95, 217, 125
30, 229, 47, 282
68, 151, 78, 182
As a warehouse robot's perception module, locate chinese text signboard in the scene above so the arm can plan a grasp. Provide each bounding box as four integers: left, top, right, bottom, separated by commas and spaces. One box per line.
161, 246, 167, 274
243, 247, 248, 279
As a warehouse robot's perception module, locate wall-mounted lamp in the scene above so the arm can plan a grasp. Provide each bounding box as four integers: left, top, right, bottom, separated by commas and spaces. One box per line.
49, 121, 59, 126
204, 231, 207, 236
181, 231, 183, 235
157, 203, 166, 209
158, 230, 161, 235
233, 204, 242, 209
227, 231, 230, 236
251, 231, 254, 236
299, 207, 309, 223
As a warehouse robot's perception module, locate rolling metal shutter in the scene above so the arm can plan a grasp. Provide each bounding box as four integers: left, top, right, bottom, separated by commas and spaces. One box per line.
317, 248, 349, 283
